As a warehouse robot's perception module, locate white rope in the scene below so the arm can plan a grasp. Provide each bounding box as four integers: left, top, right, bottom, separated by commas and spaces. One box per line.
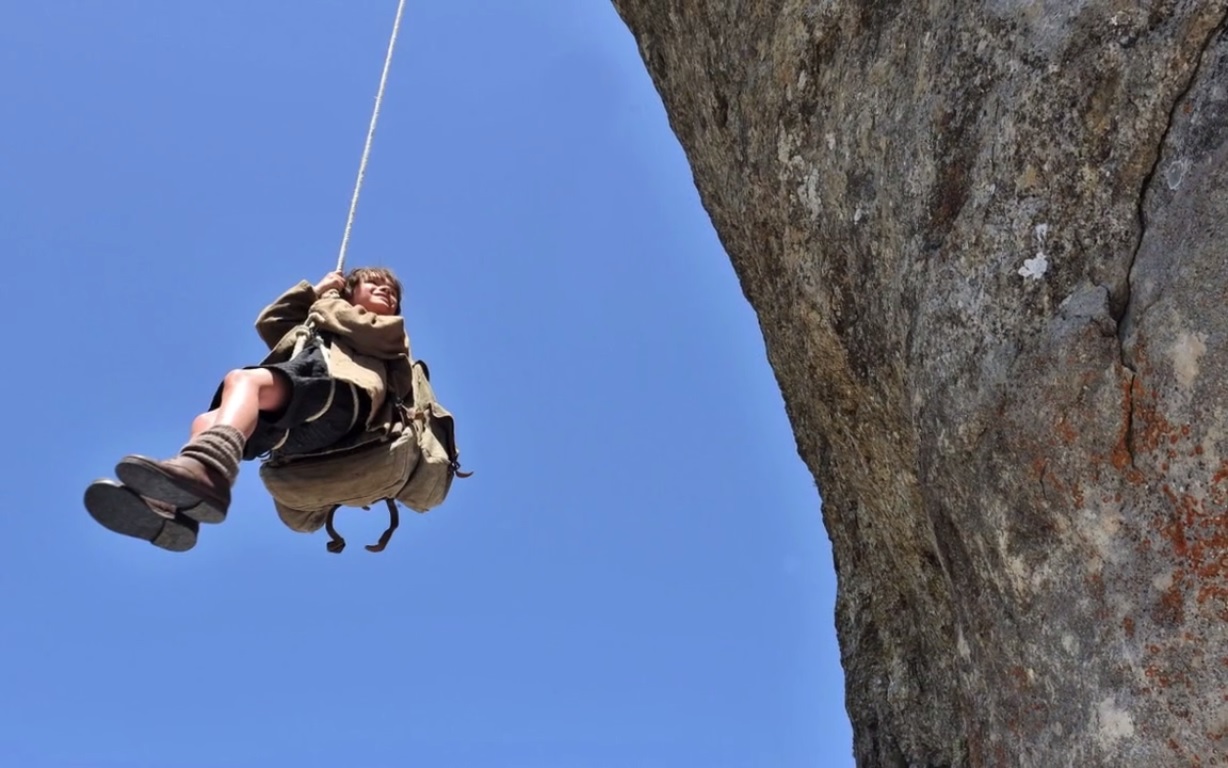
335, 0, 408, 274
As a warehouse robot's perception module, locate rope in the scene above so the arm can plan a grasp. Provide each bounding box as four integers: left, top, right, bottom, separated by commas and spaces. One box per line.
335, 0, 408, 274
292, 0, 406, 355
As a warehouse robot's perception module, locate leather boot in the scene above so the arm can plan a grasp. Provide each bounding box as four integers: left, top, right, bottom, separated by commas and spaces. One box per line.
115, 454, 232, 524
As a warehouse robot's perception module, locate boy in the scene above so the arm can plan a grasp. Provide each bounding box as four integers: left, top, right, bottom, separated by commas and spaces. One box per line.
84, 267, 413, 552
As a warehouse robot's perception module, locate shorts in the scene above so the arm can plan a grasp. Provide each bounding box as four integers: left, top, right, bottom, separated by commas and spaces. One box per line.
211, 338, 372, 461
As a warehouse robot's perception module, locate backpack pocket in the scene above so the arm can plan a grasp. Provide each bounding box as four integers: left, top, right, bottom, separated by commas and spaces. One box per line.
396, 403, 457, 512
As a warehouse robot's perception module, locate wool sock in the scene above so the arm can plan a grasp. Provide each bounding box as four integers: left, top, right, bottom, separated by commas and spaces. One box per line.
180, 425, 246, 483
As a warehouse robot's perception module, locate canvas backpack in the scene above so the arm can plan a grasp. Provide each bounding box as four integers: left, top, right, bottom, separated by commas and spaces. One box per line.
258, 358, 470, 553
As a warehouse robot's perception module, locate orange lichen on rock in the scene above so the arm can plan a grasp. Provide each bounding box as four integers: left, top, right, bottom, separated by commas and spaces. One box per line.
1146, 475, 1228, 635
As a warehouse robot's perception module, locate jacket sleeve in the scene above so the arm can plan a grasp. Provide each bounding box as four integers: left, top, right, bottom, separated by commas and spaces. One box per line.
254, 280, 317, 349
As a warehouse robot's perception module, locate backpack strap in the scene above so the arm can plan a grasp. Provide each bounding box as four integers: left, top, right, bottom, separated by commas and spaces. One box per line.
324, 506, 346, 553
367, 499, 400, 553
323, 498, 401, 554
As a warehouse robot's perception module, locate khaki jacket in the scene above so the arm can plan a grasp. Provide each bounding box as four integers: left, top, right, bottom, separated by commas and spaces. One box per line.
254, 280, 414, 432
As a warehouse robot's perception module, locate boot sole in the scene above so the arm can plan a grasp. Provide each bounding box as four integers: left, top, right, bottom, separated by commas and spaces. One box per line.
84, 480, 198, 552
115, 456, 228, 524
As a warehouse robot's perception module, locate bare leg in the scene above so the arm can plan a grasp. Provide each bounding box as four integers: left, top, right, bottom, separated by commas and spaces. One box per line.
111, 368, 286, 526
191, 369, 291, 441
190, 411, 220, 441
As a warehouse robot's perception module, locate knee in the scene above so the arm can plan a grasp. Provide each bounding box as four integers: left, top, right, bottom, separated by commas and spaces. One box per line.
222, 368, 256, 391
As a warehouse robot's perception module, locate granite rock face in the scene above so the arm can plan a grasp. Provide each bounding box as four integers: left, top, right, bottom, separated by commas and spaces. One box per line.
611, 2, 1228, 765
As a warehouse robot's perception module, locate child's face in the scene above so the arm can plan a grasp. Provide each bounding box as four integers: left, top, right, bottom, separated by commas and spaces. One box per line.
350, 277, 399, 316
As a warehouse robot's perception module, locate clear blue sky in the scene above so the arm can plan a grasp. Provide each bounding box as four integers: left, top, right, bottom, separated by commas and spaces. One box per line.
0, 2, 852, 766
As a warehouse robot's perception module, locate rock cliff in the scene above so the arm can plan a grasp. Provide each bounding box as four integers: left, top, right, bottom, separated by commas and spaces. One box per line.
611, 2, 1228, 765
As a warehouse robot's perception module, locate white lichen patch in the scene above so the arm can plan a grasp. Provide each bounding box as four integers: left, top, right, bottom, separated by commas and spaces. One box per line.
1164, 157, 1192, 190
798, 172, 822, 219
1018, 223, 1050, 280
777, 130, 800, 166
777, 129, 822, 218
1170, 330, 1207, 389
1095, 697, 1136, 747
1018, 253, 1048, 279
